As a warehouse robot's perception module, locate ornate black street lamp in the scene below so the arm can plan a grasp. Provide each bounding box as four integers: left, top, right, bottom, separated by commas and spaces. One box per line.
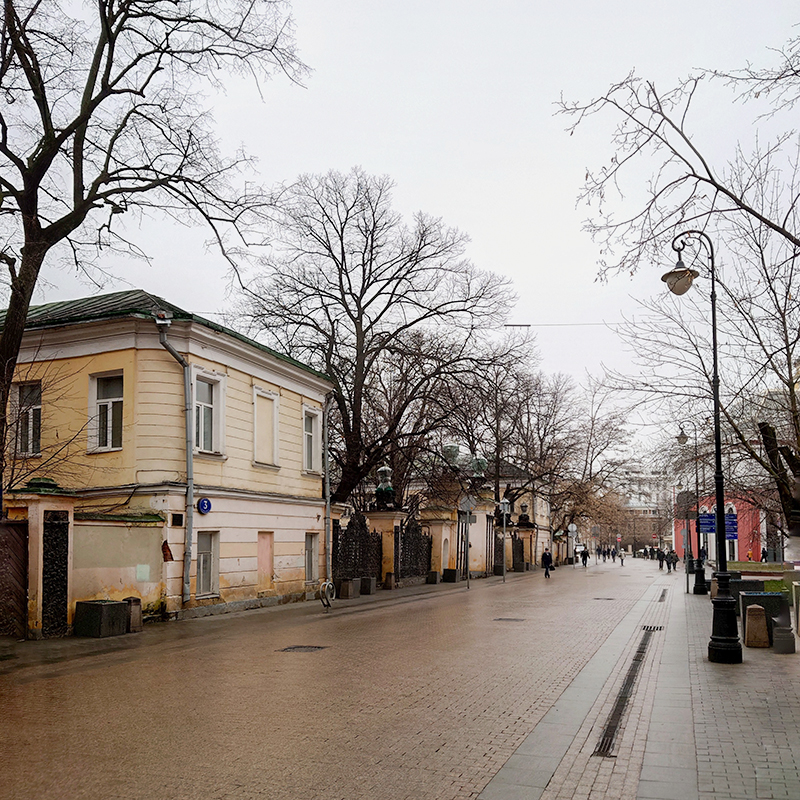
677, 422, 708, 595
662, 230, 742, 663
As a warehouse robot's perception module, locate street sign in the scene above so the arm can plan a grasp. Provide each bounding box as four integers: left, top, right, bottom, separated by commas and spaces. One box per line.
616, 535, 622, 541
698, 513, 738, 540
652, 534, 657, 540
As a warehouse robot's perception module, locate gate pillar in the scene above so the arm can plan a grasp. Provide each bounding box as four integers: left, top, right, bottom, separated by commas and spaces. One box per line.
420, 511, 456, 575
6, 479, 76, 639
368, 511, 405, 586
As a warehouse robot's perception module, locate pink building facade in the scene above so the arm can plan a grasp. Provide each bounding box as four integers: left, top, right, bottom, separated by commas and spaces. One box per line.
673, 495, 764, 564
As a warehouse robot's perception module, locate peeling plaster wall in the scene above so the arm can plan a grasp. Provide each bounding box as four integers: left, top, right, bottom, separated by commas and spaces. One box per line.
72, 522, 164, 610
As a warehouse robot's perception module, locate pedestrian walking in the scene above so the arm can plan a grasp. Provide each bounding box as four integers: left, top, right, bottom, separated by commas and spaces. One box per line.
611, 547, 617, 563
581, 548, 589, 567
761, 547, 768, 563
542, 548, 553, 579
602, 548, 607, 562
699, 546, 707, 563
649, 546, 656, 560
667, 550, 678, 573
619, 549, 625, 566
657, 549, 665, 570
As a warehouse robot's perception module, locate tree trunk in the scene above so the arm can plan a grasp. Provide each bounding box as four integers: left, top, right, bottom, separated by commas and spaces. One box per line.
0, 242, 49, 514
758, 421, 800, 536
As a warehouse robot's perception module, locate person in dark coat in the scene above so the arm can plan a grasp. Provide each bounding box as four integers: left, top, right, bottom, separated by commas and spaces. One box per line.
657, 549, 665, 570
581, 548, 590, 567
761, 547, 768, 562
542, 548, 553, 578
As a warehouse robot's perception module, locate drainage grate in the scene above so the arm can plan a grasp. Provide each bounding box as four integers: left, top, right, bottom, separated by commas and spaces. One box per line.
593, 597, 616, 601
494, 618, 525, 622
593, 629, 655, 757
642, 625, 664, 632
658, 589, 667, 603
278, 645, 328, 653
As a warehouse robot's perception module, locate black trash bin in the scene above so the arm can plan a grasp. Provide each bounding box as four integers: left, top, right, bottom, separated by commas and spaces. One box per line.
73, 600, 128, 637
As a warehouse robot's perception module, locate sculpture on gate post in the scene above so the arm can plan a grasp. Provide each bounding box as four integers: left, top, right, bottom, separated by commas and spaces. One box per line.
374, 464, 397, 511
517, 502, 533, 528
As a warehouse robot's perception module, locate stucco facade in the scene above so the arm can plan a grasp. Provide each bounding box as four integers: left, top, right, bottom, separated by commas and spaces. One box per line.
5, 290, 333, 628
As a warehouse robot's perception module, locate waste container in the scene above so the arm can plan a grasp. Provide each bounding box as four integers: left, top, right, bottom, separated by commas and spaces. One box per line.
73, 600, 128, 637
123, 596, 143, 633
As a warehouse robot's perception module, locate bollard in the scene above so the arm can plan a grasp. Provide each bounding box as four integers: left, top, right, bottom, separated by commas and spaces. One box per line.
744, 605, 769, 648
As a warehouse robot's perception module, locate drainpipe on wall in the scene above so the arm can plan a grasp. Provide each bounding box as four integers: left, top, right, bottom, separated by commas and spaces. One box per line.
323, 392, 334, 582
154, 311, 194, 605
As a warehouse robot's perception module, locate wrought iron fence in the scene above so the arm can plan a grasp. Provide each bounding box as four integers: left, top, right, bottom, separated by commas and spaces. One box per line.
332, 512, 383, 582
457, 511, 469, 579
485, 515, 495, 576
395, 516, 432, 580
512, 533, 525, 572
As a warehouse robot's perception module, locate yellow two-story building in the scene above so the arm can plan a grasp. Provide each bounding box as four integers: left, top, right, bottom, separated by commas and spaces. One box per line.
2, 290, 333, 635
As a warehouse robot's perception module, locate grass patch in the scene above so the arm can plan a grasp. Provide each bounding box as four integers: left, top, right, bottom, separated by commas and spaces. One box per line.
729, 561, 787, 572
763, 579, 790, 594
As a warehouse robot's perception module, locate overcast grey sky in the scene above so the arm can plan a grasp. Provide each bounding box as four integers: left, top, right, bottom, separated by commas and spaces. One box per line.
40, 1, 799, 381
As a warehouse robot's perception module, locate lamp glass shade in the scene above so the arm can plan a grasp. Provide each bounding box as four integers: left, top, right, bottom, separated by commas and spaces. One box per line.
676, 429, 688, 445
661, 267, 699, 295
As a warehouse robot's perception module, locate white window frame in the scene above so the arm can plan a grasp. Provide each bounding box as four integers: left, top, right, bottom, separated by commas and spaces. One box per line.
302, 404, 322, 474
196, 530, 220, 597
88, 371, 124, 453
252, 386, 280, 467
192, 366, 227, 455
13, 382, 42, 457
305, 532, 319, 583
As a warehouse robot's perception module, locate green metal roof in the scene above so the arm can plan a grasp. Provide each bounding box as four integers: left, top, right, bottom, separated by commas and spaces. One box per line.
4, 289, 330, 382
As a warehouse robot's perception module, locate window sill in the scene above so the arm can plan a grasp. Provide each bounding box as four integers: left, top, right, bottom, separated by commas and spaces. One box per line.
194, 451, 228, 462
14, 453, 41, 460
252, 461, 280, 471
302, 469, 322, 477
195, 592, 220, 600
87, 447, 123, 455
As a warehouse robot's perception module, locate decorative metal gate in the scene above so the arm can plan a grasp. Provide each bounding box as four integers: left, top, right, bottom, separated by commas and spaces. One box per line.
332, 512, 382, 583
485, 515, 495, 576
512, 533, 525, 572
0, 522, 28, 638
395, 517, 432, 580
456, 511, 470, 580
42, 511, 69, 637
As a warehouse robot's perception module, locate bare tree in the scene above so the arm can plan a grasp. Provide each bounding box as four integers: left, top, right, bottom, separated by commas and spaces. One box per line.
0, 0, 304, 507
559, 27, 800, 533
234, 167, 515, 503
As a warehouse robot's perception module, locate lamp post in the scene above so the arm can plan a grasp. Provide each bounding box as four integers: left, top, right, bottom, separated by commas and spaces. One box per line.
677, 422, 709, 595
662, 230, 741, 664
499, 498, 510, 583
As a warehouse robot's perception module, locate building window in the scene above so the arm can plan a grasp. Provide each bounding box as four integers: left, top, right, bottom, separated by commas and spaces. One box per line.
15, 382, 41, 457
89, 373, 123, 451
195, 379, 214, 452
253, 388, 279, 466
192, 368, 226, 455
305, 532, 319, 582
303, 406, 321, 473
196, 531, 219, 596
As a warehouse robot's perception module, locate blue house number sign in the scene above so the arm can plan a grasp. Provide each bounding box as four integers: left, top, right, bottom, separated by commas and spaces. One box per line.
197, 497, 212, 515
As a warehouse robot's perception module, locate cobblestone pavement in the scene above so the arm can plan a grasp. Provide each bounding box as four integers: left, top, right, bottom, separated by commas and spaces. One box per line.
1, 558, 800, 800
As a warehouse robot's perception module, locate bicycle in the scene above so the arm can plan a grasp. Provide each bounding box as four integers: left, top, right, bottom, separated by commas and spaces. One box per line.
319, 580, 335, 611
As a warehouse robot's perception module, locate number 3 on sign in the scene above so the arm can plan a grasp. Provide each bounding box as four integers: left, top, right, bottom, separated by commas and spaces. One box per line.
197, 497, 212, 514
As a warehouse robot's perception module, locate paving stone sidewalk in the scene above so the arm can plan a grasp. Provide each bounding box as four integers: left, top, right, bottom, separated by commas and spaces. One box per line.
479, 569, 800, 800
